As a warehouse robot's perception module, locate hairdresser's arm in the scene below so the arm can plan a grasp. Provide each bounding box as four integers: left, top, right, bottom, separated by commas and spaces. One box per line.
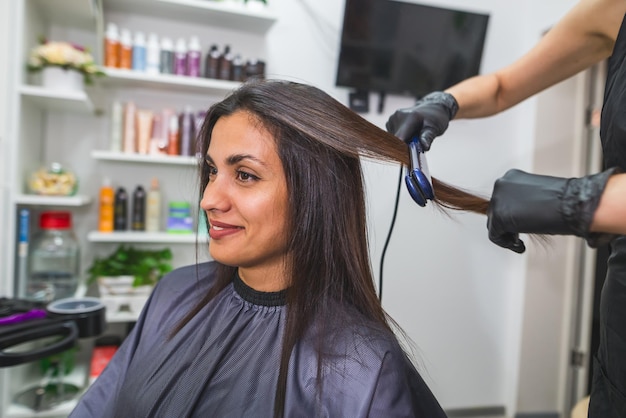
449, 0, 623, 118
487, 168, 621, 253
591, 173, 626, 234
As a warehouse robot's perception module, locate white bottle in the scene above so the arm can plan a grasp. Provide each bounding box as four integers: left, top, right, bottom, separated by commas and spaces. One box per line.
145, 177, 161, 232
186, 36, 202, 77
146, 33, 161, 75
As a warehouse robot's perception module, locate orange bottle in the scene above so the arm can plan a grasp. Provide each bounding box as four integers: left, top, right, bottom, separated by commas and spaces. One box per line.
119, 28, 133, 69
104, 23, 120, 68
98, 177, 115, 232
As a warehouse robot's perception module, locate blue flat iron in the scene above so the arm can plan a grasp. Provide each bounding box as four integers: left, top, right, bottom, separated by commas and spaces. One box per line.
405, 137, 434, 207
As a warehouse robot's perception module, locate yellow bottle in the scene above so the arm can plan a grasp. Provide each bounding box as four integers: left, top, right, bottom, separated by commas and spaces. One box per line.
98, 178, 115, 232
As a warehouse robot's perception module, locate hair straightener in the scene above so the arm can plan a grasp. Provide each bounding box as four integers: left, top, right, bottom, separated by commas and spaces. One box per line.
405, 137, 434, 207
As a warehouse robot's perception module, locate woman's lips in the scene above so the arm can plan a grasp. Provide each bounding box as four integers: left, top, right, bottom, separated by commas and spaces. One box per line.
208, 220, 243, 239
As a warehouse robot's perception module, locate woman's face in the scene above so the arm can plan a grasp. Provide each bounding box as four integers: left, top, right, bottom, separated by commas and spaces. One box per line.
201, 111, 290, 289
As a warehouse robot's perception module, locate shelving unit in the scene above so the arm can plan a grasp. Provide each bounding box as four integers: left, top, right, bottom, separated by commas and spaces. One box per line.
88, 231, 203, 244
99, 67, 242, 95
104, 0, 278, 33
19, 86, 95, 114
91, 150, 199, 166
14, 195, 93, 207
2, 0, 270, 416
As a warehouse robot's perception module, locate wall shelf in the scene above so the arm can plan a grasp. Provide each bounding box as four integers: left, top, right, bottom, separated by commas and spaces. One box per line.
88, 231, 205, 244
91, 150, 199, 166
15, 194, 93, 207
104, 0, 277, 34
19, 86, 95, 114
98, 67, 241, 96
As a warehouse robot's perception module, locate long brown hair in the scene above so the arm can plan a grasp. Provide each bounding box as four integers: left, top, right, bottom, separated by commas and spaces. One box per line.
174, 80, 489, 417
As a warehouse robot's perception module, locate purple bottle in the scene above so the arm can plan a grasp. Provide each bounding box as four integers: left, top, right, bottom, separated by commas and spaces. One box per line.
174, 38, 187, 76
186, 36, 202, 77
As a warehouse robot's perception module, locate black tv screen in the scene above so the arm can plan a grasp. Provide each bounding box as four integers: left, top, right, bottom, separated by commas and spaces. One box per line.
336, 0, 490, 98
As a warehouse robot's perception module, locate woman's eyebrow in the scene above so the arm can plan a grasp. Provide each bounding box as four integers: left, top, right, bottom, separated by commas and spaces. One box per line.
227, 154, 268, 167
205, 153, 268, 167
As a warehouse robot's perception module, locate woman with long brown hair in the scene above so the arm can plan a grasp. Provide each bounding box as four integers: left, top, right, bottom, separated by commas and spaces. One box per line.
70, 79, 488, 418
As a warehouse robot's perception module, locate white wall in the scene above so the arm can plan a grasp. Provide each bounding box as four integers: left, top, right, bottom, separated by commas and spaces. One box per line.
265, 0, 578, 414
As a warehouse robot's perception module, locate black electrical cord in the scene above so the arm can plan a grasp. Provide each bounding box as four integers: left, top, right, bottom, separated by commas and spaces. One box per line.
378, 164, 404, 302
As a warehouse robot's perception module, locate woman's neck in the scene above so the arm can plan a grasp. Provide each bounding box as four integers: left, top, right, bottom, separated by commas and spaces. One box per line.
237, 265, 289, 292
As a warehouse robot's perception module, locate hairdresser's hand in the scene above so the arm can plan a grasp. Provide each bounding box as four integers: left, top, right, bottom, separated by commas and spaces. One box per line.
385, 92, 459, 151
487, 168, 619, 253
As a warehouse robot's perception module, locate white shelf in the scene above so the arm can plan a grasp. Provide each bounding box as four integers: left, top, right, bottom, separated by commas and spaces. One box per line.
88, 231, 204, 243
98, 67, 242, 96
104, 0, 277, 33
15, 195, 93, 207
91, 150, 200, 166
19, 86, 95, 114
31, 0, 99, 31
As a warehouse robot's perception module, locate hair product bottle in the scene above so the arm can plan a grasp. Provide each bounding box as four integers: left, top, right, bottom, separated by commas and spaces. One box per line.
174, 38, 187, 76
186, 36, 202, 77
110, 100, 123, 152
132, 31, 146, 72
145, 178, 161, 232
123, 101, 136, 153
167, 114, 180, 155
218, 45, 233, 80
232, 54, 245, 82
131, 185, 146, 231
104, 22, 120, 68
179, 106, 195, 156
98, 177, 115, 232
160, 37, 174, 74
204, 44, 220, 79
119, 28, 133, 69
146, 33, 161, 75
114, 187, 128, 231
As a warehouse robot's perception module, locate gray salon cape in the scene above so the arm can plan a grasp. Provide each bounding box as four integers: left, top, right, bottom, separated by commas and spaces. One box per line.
69, 262, 447, 417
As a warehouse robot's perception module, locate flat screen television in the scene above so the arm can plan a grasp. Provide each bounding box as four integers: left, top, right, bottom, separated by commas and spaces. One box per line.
336, 0, 490, 99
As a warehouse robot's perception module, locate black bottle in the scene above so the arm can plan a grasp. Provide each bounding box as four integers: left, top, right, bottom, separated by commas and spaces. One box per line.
131, 185, 146, 231
204, 44, 220, 79
114, 187, 128, 231
218, 45, 233, 80
232, 54, 245, 82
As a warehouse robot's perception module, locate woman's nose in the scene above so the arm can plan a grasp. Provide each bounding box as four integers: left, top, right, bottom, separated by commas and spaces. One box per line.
200, 178, 230, 212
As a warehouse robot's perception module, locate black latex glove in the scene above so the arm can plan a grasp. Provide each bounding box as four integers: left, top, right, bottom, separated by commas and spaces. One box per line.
385, 91, 459, 150
487, 168, 620, 253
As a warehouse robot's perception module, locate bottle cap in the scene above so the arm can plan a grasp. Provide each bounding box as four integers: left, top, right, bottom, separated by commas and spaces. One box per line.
106, 23, 119, 40
175, 38, 187, 53
151, 177, 160, 189
161, 37, 173, 51
40, 211, 71, 229
169, 114, 179, 130
188, 36, 201, 52
120, 29, 132, 46
148, 33, 159, 46
134, 31, 146, 46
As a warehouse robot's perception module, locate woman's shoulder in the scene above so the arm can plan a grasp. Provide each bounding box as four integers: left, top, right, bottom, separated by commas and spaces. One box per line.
151, 261, 219, 302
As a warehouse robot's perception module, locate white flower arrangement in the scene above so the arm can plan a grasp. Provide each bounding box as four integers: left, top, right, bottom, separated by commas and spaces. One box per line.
27, 38, 104, 85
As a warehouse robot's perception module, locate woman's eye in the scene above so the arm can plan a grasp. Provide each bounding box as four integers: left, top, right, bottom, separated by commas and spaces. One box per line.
205, 163, 217, 177
237, 170, 258, 182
